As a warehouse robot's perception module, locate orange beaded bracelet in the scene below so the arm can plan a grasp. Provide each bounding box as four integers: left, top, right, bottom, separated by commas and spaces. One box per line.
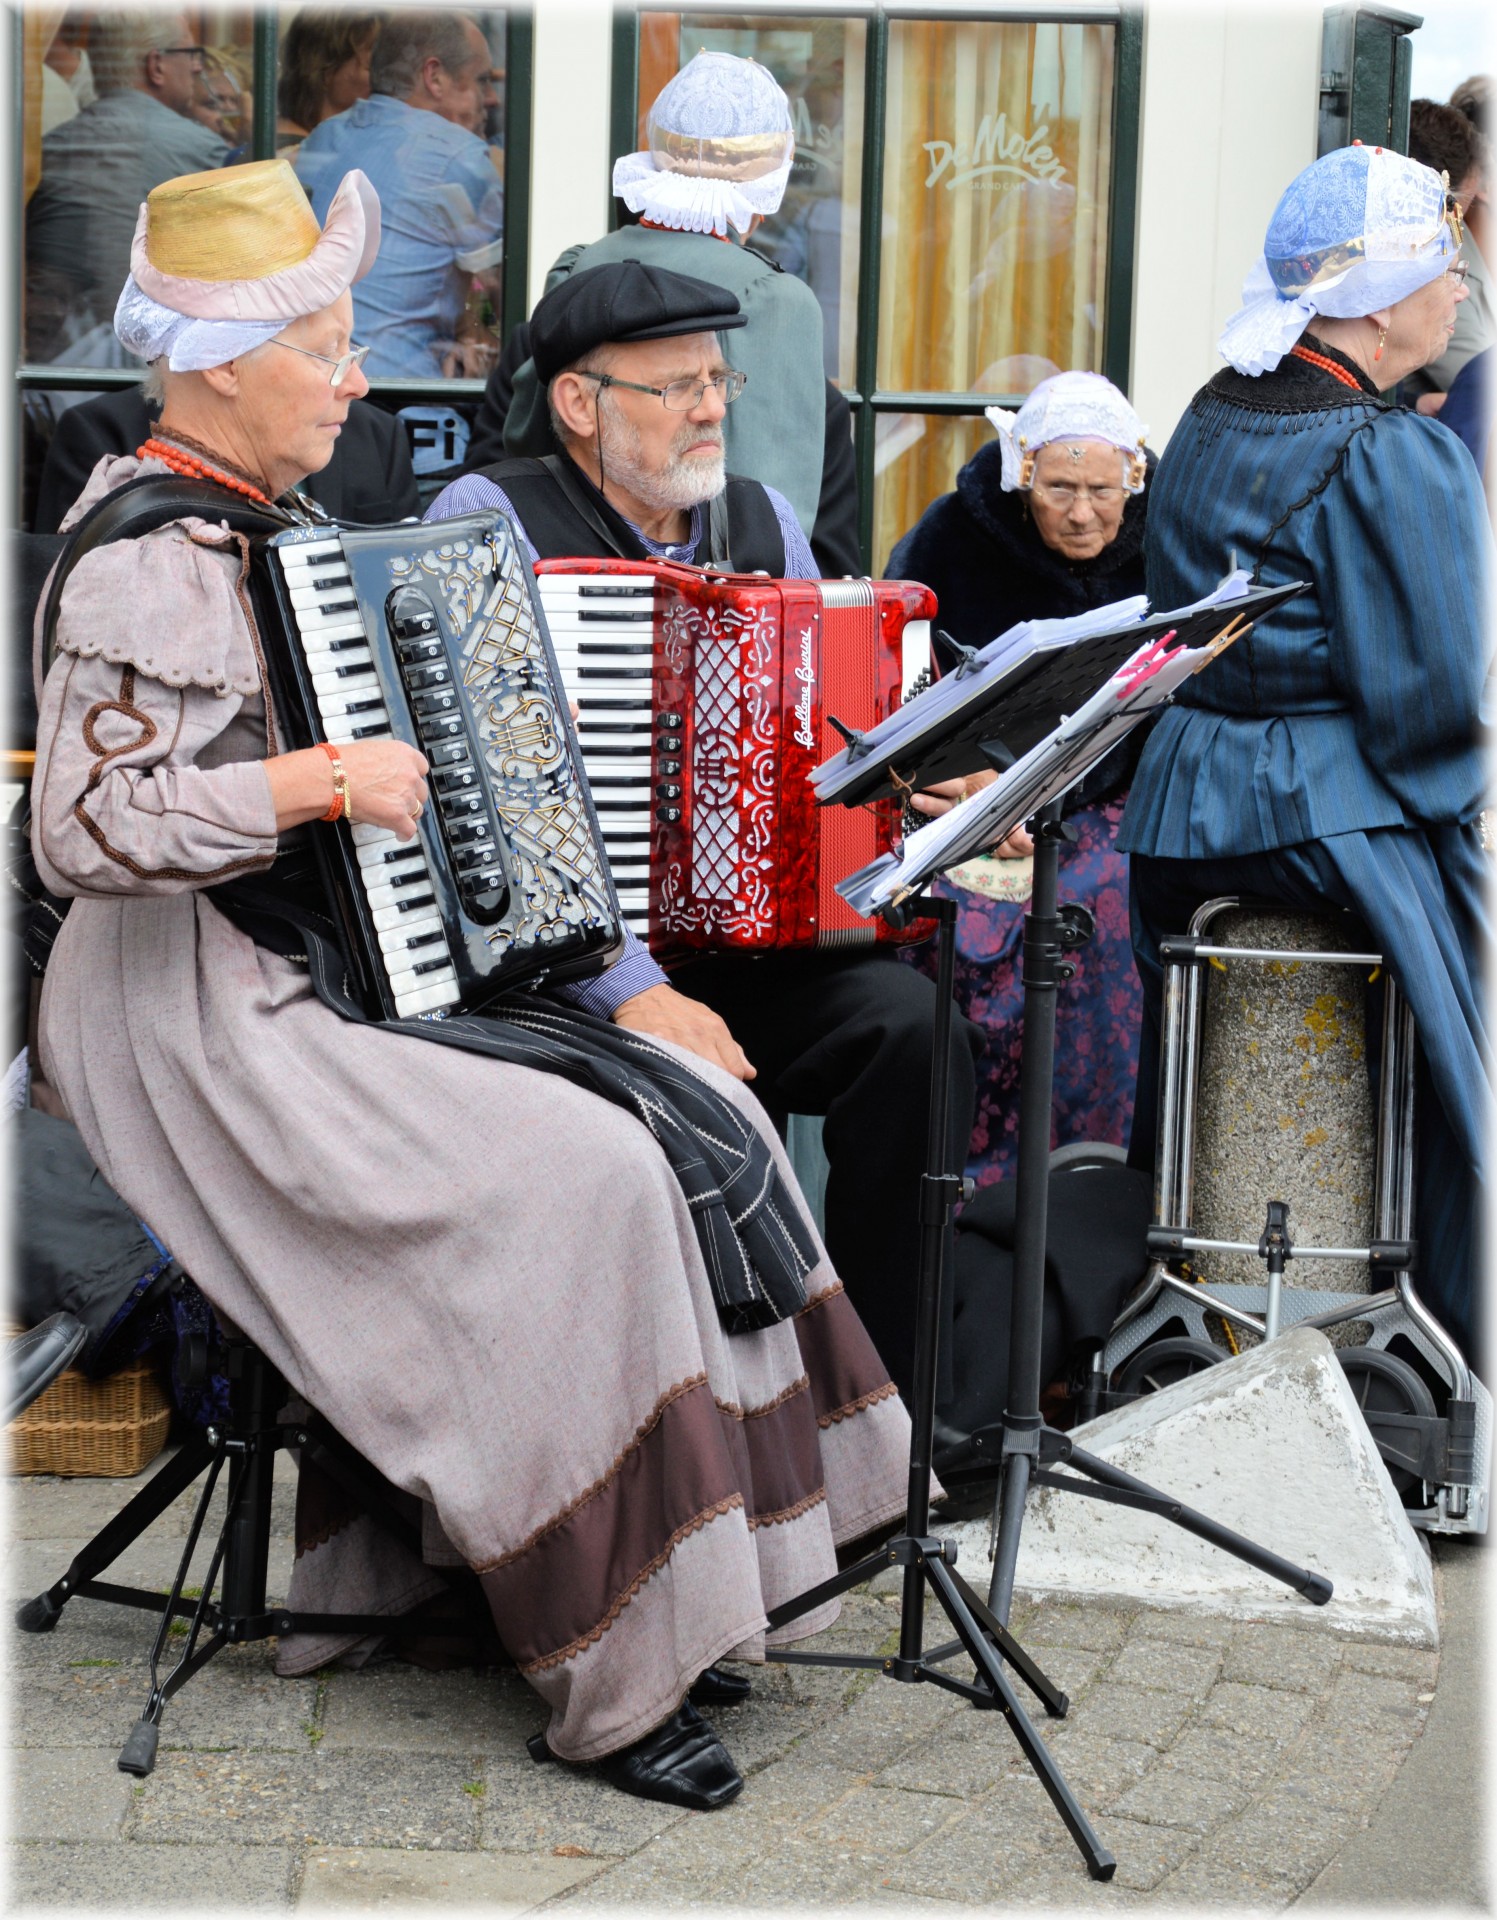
318, 741, 351, 823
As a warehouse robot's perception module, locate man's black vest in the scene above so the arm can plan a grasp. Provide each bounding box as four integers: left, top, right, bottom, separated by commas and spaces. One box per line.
473, 453, 788, 577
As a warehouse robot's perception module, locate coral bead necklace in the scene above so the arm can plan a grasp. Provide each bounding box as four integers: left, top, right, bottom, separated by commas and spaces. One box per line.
137, 435, 273, 505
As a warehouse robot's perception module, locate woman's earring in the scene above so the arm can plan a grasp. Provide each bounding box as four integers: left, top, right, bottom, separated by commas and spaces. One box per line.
1374, 325, 1387, 362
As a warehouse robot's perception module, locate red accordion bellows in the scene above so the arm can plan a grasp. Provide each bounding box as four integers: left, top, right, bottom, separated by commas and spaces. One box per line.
535, 559, 937, 959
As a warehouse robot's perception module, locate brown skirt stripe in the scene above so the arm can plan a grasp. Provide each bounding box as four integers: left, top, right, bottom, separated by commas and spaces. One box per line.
477, 1377, 747, 1672
715, 1376, 824, 1527
794, 1281, 900, 1426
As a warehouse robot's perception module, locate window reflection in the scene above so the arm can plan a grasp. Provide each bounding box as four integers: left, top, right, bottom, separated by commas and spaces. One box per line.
874, 412, 995, 578
24, 10, 233, 365
291, 8, 507, 378
641, 13, 865, 386
277, 9, 383, 153
20, 6, 508, 377
879, 18, 1115, 394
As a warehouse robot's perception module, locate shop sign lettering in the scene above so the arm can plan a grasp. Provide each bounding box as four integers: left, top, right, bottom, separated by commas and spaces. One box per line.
923, 115, 1067, 192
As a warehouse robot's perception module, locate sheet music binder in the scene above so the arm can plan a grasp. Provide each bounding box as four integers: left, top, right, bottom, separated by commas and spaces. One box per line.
832, 576, 1310, 919
814, 576, 1307, 811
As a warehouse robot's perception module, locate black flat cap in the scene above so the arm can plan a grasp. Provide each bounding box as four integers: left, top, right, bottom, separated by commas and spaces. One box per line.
530, 261, 746, 383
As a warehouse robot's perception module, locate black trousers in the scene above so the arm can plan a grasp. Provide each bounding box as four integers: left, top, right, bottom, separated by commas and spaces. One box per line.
669, 947, 983, 1400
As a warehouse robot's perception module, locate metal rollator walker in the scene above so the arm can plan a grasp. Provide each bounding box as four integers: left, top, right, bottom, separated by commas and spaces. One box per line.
1081, 896, 1490, 1536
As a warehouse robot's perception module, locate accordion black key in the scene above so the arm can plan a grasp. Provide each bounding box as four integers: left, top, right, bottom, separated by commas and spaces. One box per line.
252, 511, 625, 1020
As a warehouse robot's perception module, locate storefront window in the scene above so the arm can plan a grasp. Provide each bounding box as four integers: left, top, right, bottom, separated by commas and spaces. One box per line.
875, 19, 1116, 558
20, 7, 510, 377
638, 12, 865, 384
629, 8, 1131, 571
872, 412, 993, 574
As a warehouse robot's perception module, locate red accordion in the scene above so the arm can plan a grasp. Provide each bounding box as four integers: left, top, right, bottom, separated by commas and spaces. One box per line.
534, 559, 936, 959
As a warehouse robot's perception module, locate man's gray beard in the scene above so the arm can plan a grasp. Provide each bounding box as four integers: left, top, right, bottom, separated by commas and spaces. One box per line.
597, 398, 726, 512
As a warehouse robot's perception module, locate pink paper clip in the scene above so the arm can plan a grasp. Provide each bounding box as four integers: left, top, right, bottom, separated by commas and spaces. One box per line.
1113, 629, 1180, 699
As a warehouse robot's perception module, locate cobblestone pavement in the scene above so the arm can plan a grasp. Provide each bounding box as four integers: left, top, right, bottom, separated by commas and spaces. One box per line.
4, 1451, 1483, 1912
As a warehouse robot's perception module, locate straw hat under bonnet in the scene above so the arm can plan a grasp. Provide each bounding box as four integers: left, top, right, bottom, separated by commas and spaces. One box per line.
115, 158, 380, 370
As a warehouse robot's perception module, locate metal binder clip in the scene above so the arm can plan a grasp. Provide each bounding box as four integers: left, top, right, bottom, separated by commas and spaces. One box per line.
938, 630, 982, 679
827, 714, 871, 762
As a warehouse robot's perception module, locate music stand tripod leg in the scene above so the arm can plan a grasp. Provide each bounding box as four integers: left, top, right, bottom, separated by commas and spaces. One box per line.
765, 894, 1114, 1877
984, 807, 1333, 1621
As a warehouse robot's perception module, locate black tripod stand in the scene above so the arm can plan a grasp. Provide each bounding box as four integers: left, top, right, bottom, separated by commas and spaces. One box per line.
763, 892, 1116, 1881
979, 799, 1334, 1622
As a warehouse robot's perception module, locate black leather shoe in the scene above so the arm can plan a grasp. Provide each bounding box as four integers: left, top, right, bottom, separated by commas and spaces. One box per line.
687, 1663, 752, 1708
529, 1702, 743, 1811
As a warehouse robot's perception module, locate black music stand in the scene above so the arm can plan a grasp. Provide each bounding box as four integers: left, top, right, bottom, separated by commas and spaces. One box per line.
763, 596, 1331, 1881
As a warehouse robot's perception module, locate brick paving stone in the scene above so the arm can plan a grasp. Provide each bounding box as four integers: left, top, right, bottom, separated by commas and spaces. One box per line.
317, 1663, 538, 1757
1020, 1601, 1133, 1653
1150, 1853, 1300, 1906
1108, 1757, 1255, 1832
1166, 1723, 1298, 1792
874, 1717, 1041, 1801
694, 1825, 878, 1907
127, 1750, 481, 1850
703, 1695, 843, 1775
5, 1840, 296, 1908
980, 1863, 1151, 1908
1107, 1637, 1222, 1696
1006, 1640, 1112, 1697
297, 1844, 603, 1908
1088, 1815, 1201, 1892
733, 1758, 855, 1824
9, 1748, 136, 1842
886, 1779, 1155, 1906
548, 1802, 777, 1907
1220, 1623, 1341, 1693
1278, 1729, 1410, 1809
1066, 1683, 1196, 1749
11, 1645, 319, 1756
1129, 1609, 1242, 1648
1199, 1680, 1318, 1741
477, 1755, 689, 1856
877, 1792, 1068, 1904
1034, 1727, 1160, 1805
1320, 1669, 1430, 1733
802, 1785, 964, 1854
789, 1676, 964, 1775
1202, 1789, 1365, 1883
1338, 1640, 1441, 1683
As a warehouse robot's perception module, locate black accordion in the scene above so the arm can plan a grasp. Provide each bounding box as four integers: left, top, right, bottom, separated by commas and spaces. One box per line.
251, 512, 625, 1020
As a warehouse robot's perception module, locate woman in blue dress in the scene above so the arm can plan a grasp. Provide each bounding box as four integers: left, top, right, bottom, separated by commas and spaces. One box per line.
889, 372, 1153, 1184
1120, 144, 1490, 1359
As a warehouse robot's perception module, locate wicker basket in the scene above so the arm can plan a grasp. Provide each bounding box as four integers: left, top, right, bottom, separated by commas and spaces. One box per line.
8, 1352, 172, 1476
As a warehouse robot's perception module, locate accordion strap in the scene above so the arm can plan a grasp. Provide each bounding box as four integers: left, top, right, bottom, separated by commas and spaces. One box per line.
39, 475, 294, 676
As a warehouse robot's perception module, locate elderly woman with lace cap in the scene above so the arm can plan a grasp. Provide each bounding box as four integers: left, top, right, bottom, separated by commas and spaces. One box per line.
28, 159, 914, 1813
888, 372, 1154, 1187
1118, 143, 1491, 1364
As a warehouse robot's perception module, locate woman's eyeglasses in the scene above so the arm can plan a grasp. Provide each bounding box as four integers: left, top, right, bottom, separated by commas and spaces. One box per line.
577, 369, 748, 411
1445, 259, 1471, 287
270, 340, 373, 388
1032, 481, 1122, 507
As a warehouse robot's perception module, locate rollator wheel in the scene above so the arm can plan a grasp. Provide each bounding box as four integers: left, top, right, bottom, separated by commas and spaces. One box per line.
1114, 1337, 1225, 1397
1336, 1346, 1437, 1501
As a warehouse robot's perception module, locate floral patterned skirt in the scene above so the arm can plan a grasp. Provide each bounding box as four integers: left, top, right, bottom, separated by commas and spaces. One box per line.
901, 797, 1144, 1186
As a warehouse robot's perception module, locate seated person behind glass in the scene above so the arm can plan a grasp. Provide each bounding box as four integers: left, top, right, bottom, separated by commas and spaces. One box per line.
293, 8, 503, 379
25, 11, 228, 361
